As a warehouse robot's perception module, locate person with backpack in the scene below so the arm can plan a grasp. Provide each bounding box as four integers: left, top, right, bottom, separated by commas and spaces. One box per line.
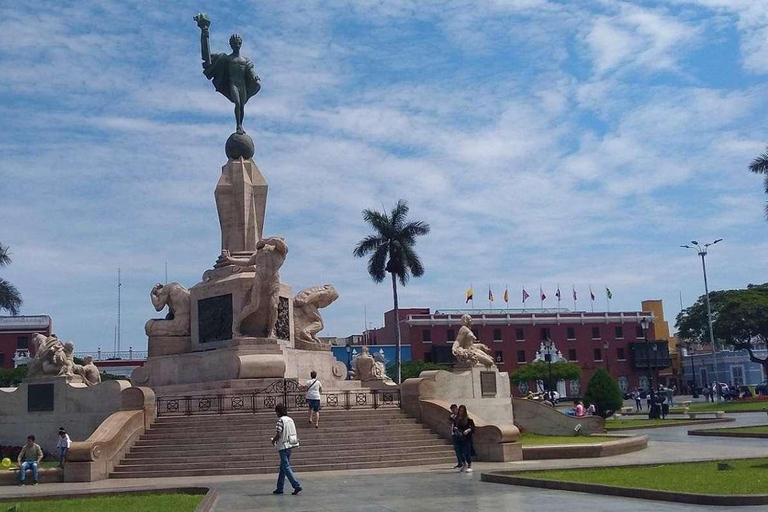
452, 405, 475, 473
303, 371, 323, 428
271, 404, 302, 495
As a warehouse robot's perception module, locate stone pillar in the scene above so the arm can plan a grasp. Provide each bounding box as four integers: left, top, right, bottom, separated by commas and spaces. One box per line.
215, 158, 267, 256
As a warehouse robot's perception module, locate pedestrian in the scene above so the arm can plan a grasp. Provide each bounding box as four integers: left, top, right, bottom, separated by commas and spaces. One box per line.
669, 385, 677, 407
17, 435, 43, 486
56, 427, 71, 468
271, 404, 302, 495
303, 370, 322, 428
453, 405, 475, 473
634, 389, 642, 412
448, 404, 462, 469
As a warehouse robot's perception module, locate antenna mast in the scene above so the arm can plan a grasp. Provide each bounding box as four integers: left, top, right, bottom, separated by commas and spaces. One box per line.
117, 268, 122, 355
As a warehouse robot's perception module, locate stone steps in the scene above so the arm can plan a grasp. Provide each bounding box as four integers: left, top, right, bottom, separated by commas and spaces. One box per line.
110, 408, 455, 478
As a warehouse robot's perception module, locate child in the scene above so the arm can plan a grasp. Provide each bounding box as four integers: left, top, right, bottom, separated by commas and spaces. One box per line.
57, 428, 71, 468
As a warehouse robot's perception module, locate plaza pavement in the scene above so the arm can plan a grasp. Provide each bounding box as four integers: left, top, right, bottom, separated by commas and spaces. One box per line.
2, 411, 766, 511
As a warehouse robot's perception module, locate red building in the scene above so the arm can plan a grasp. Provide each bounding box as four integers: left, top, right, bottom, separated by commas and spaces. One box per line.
369, 306, 669, 397
0, 315, 52, 369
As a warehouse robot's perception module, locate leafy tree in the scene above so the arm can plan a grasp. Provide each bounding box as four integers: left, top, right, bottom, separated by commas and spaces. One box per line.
509, 360, 582, 385
387, 360, 450, 382
583, 369, 623, 418
749, 147, 768, 219
0, 242, 22, 315
677, 283, 768, 379
353, 200, 430, 384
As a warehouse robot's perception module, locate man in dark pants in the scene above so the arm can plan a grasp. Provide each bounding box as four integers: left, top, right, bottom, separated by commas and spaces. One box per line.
448, 404, 461, 468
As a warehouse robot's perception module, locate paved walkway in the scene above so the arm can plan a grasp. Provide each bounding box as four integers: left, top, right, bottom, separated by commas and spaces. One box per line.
2, 412, 766, 511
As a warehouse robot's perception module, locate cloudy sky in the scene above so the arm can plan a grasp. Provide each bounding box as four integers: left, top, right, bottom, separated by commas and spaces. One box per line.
2, 0, 768, 353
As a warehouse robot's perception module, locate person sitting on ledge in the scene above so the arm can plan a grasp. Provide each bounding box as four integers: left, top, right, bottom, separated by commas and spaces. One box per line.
18, 435, 43, 486
566, 400, 585, 417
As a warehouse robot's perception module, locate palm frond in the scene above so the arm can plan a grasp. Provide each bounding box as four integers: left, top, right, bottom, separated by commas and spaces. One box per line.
749, 149, 768, 174
0, 243, 11, 267
389, 200, 410, 231
402, 244, 425, 278
0, 278, 23, 316
353, 235, 385, 258
367, 246, 388, 283
400, 220, 431, 244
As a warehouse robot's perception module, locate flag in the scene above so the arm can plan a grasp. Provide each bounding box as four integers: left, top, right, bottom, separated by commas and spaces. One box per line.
606, 287, 613, 300
503, 288, 509, 303
589, 286, 595, 301
556, 287, 561, 300
572, 286, 577, 301
488, 287, 494, 302
522, 288, 530, 302
465, 287, 473, 303
540, 286, 546, 301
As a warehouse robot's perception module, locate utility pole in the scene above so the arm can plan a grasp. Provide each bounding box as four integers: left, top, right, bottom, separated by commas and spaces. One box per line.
117, 268, 122, 355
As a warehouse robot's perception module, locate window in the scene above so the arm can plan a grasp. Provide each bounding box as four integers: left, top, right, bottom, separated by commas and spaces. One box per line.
568, 349, 577, 361
493, 328, 502, 342
495, 351, 504, 363
615, 326, 624, 339
424, 352, 433, 363
593, 348, 602, 361
17, 336, 28, 349
567, 327, 576, 340
540, 327, 551, 340
515, 328, 525, 341
517, 350, 526, 363
447, 329, 455, 342
617, 347, 626, 361
591, 327, 600, 340
636, 325, 644, 339
422, 329, 432, 343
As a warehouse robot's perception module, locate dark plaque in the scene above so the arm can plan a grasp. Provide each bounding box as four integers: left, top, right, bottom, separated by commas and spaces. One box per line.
275, 296, 290, 341
198, 294, 233, 343
480, 371, 497, 397
28, 383, 54, 412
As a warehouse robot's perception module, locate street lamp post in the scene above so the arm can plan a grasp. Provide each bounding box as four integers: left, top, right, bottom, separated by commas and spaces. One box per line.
544, 338, 554, 402
681, 239, 722, 386
687, 342, 697, 397
641, 317, 652, 391
652, 343, 658, 389
345, 341, 352, 379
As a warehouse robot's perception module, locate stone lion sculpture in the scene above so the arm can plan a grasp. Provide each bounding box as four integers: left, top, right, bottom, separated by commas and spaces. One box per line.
145, 282, 191, 336
451, 314, 495, 367
293, 284, 339, 344
26, 333, 75, 378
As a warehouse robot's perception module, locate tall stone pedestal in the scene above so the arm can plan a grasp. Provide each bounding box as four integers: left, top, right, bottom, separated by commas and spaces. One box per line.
215, 158, 267, 256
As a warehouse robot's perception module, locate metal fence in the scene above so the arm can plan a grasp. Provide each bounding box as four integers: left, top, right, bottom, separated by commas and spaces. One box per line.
155, 378, 401, 417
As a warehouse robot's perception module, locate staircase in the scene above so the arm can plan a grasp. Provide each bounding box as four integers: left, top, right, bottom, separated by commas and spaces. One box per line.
110, 408, 455, 478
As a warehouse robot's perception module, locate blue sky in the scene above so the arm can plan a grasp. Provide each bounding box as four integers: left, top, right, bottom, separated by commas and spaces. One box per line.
2, 0, 768, 353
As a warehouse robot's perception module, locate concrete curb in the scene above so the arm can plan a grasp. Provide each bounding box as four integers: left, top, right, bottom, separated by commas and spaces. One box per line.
688, 429, 768, 439
480, 472, 768, 506
0, 486, 210, 503
522, 435, 648, 460
195, 489, 219, 512
605, 417, 734, 430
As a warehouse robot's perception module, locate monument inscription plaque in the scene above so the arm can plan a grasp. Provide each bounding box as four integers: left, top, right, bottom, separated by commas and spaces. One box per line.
198, 294, 233, 343
480, 371, 497, 397
28, 383, 54, 412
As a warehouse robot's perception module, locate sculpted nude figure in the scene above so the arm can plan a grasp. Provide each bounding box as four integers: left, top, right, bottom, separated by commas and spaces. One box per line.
451, 314, 495, 367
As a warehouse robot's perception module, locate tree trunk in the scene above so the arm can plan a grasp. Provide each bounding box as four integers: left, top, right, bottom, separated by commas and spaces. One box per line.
746, 347, 768, 383
391, 273, 402, 384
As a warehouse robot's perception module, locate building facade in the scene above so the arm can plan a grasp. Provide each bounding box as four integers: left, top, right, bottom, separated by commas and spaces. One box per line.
367, 303, 670, 397
681, 348, 767, 390
0, 315, 52, 370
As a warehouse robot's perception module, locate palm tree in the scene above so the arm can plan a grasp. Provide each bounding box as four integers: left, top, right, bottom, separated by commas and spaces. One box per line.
749, 147, 768, 218
0, 242, 22, 316
353, 200, 430, 384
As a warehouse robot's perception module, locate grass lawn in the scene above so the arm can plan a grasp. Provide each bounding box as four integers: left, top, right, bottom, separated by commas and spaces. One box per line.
688, 399, 768, 413
606, 418, 704, 429
1, 493, 203, 512
519, 433, 619, 445
705, 425, 768, 435
516, 458, 768, 495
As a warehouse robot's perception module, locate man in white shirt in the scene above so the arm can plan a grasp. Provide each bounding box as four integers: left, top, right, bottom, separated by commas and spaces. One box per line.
56, 427, 71, 468
303, 371, 323, 428
271, 404, 302, 495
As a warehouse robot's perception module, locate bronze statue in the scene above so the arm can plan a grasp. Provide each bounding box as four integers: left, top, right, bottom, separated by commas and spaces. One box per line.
194, 13, 261, 135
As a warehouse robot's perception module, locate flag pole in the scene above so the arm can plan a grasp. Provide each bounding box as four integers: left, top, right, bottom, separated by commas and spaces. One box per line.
557, 283, 561, 310
471, 282, 475, 310
572, 284, 576, 311
605, 286, 610, 313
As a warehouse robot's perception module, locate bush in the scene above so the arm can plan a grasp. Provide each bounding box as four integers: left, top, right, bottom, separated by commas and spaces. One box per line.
0, 367, 27, 387
387, 360, 451, 381
583, 369, 623, 418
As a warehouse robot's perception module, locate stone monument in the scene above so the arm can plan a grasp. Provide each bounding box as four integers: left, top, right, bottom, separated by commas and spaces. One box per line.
131, 14, 347, 393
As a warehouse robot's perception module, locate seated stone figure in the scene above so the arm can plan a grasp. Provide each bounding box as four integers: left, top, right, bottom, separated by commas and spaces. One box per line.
74, 355, 102, 386
26, 333, 75, 378
451, 315, 495, 368
352, 346, 394, 382
293, 285, 339, 345
145, 283, 191, 336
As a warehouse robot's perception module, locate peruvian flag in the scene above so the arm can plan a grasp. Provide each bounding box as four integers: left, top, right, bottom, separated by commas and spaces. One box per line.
503, 288, 509, 303
555, 287, 561, 300
572, 286, 577, 301
590, 286, 596, 301
540, 286, 546, 301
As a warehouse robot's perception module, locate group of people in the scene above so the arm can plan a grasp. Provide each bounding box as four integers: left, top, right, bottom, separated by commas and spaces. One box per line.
16, 428, 71, 485
448, 404, 476, 473
565, 400, 595, 417
702, 382, 752, 402
631, 385, 677, 412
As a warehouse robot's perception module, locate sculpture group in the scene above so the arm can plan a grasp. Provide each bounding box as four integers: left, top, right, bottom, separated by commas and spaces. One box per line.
452, 315, 495, 368
26, 334, 102, 386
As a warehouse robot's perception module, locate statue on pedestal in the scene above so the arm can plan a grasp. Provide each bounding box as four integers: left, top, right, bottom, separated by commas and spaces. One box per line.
145, 283, 191, 336
194, 12, 261, 159
27, 334, 75, 378
451, 315, 495, 368
352, 346, 394, 383
222, 236, 288, 338
74, 355, 102, 387
293, 285, 339, 345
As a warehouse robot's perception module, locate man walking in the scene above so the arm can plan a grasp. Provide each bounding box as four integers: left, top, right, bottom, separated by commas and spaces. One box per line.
271, 404, 302, 495
303, 371, 322, 428
18, 435, 43, 485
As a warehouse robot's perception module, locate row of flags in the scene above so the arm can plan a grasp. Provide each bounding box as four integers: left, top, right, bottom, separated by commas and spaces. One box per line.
465, 285, 613, 304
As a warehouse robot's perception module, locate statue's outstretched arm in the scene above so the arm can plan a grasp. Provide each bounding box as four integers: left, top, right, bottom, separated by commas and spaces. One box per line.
194, 13, 212, 67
